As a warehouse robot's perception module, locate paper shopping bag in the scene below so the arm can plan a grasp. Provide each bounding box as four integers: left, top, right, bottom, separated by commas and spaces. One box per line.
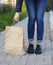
5, 26, 25, 56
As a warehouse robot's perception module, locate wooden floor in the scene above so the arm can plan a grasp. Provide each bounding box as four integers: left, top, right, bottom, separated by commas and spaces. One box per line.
0, 12, 53, 65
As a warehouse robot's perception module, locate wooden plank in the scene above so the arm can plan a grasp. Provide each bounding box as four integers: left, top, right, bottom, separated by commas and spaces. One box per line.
0, 53, 7, 64
0, 46, 4, 52
0, 32, 5, 44
51, 41, 53, 58
42, 12, 50, 54
50, 11, 53, 30
8, 55, 21, 65
0, 37, 5, 47
44, 12, 50, 41
42, 40, 46, 54
50, 11, 53, 41
51, 41, 53, 65
0, 55, 14, 65
0, 38, 5, 53
0, 36, 4, 43
43, 55, 51, 65
9, 54, 29, 65
35, 54, 51, 65
18, 54, 29, 65
26, 54, 36, 65
0, 32, 5, 36
45, 40, 52, 55
51, 59, 53, 65
35, 55, 44, 65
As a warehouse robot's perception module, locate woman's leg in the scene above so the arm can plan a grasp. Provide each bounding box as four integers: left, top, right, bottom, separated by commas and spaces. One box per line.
37, 0, 48, 43
35, 0, 48, 54
25, 0, 36, 41
25, 0, 37, 54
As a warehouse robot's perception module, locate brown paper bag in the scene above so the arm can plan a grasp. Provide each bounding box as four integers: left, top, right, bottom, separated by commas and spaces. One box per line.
5, 26, 25, 56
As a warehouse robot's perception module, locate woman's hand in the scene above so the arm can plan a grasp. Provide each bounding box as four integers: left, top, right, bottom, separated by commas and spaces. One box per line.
14, 12, 20, 22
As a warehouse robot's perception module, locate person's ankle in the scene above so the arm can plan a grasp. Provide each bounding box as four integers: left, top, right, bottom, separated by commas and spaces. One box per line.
36, 40, 43, 46
28, 39, 34, 44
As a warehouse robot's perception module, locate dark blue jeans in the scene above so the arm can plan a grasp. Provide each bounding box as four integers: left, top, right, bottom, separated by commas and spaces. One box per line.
25, 0, 48, 42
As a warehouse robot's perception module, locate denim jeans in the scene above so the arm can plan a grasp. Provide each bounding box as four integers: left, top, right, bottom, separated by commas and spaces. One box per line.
25, 0, 48, 42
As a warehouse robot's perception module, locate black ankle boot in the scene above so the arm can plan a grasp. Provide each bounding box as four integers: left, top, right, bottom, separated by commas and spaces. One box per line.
35, 45, 42, 55
27, 44, 34, 54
